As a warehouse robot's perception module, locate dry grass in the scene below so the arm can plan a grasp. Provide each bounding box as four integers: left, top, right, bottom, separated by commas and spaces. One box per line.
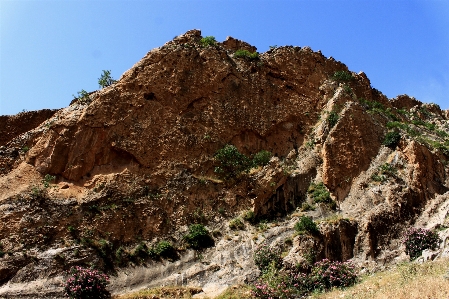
114, 286, 202, 299
113, 285, 252, 299
312, 258, 449, 299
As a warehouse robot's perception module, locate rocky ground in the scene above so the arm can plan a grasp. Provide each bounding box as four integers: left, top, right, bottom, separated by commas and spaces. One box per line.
0, 30, 448, 298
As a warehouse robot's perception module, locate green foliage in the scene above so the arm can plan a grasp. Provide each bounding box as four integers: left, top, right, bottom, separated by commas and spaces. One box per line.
234, 49, 259, 60
327, 110, 339, 128
154, 240, 175, 258
252, 150, 272, 167
308, 182, 333, 205
214, 144, 251, 179
383, 131, 401, 149
242, 210, 256, 223
73, 89, 91, 105
229, 217, 245, 230
183, 224, 213, 250
300, 202, 316, 212
64, 266, 110, 299
98, 70, 116, 88
0, 242, 4, 258
200, 36, 217, 47
294, 216, 319, 235
403, 227, 440, 260
42, 174, 56, 188
372, 163, 397, 182
131, 242, 149, 260
253, 243, 282, 273
331, 70, 353, 82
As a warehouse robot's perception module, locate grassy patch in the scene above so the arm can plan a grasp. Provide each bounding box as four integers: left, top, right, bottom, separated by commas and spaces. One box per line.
313, 258, 449, 299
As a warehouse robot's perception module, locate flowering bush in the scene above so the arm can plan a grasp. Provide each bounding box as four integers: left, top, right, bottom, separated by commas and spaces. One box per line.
403, 227, 440, 260
253, 243, 282, 273
64, 266, 110, 299
310, 259, 358, 290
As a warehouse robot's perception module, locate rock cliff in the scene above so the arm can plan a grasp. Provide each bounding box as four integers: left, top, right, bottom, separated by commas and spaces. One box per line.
0, 29, 448, 298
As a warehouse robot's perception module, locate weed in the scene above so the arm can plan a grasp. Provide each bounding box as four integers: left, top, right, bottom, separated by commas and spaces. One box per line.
42, 174, 55, 188
200, 36, 217, 47
154, 240, 175, 258
295, 216, 319, 235
331, 70, 353, 82
308, 182, 332, 205
300, 202, 316, 212
242, 210, 256, 223
229, 217, 245, 230
73, 89, 91, 105
234, 49, 259, 60
327, 110, 339, 128
252, 150, 272, 167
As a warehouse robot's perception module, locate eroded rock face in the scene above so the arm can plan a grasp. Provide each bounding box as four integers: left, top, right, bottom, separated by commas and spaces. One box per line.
1, 29, 449, 296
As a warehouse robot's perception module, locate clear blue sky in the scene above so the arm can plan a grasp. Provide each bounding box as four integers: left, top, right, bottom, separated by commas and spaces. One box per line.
1, 0, 448, 115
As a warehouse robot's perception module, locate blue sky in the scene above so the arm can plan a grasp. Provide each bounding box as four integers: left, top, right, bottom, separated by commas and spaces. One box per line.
1, 0, 448, 115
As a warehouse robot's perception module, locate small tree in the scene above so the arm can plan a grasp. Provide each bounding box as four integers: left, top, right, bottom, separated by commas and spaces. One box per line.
98, 70, 116, 88
64, 266, 110, 299
214, 144, 251, 179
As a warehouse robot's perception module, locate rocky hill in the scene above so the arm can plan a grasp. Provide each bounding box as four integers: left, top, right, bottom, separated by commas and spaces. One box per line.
1, 29, 449, 298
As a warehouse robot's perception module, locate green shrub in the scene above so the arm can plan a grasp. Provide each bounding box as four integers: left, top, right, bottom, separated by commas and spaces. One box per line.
64, 266, 110, 299
252, 150, 272, 167
383, 130, 401, 149
154, 240, 175, 258
327, 110, 339, 128
253, 243, 282, 273
403, 227, 440, 260
371, 163, 397, 182
200, 36, 217, 47
73, 89, 91, 105
214, 144, 251, 179
184, 224, 214, 250
234, 49, 259, 60
131, 242, 149, 260
229, 217, 245, 230
331, 70, 353, 82
308, 182, 331, 204
300, 202, 316, 212
98, 70, 116, 88
295, 216, 319, 235
242, 210, 256, 223
42, 174, 55, 188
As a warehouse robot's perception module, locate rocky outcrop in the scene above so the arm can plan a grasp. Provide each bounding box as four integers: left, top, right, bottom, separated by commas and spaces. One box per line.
0, 109, 57, 147
1, 30, 449, 297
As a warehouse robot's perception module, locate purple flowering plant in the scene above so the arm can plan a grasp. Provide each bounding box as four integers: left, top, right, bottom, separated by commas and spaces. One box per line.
310, 259, 358, 291
253, 243, 283, 273
402, 227, 440, 260
64, 266, 110, 299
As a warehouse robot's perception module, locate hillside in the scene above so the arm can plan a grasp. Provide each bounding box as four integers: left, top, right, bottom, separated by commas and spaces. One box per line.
1, 29, 449, 298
